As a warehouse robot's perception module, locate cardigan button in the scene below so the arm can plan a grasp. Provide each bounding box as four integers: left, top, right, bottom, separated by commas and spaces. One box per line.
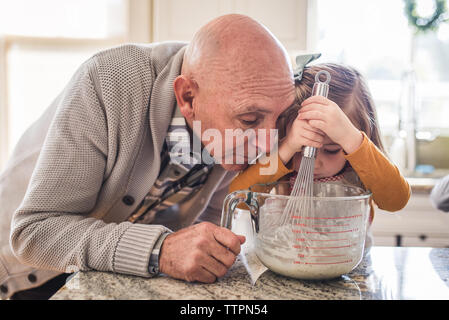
122, 195, 135, 206
28, 274, 37, 283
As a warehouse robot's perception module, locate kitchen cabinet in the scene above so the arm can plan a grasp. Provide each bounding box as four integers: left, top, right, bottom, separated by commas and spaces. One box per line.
152, 0, 308, 53
371, 188, 449, 248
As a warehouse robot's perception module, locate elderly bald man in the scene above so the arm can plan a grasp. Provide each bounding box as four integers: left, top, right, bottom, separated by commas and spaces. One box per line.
0, 14, 295, 299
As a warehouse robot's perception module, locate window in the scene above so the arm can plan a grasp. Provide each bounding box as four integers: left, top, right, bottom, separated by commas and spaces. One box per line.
0, 0, 127, 39
310, 0, 449, 141
0, 0, 153, 172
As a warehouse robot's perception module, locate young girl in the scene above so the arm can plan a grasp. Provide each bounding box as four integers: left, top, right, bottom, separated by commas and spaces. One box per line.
229, 62, 411, 249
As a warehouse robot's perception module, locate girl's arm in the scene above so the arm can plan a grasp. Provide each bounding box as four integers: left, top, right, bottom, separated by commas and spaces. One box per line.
228, 153, 292, 193
299, 95, 410, 211
345, 132, 411, 211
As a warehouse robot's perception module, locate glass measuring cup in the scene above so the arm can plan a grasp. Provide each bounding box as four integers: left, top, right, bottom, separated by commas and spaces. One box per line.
221, 181, 372, 280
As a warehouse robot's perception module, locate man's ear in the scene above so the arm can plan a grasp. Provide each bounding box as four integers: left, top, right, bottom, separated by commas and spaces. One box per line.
173, 75, 197, 121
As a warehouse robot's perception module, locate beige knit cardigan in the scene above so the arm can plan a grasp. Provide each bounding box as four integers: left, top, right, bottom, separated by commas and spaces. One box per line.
0, 42, 235, 299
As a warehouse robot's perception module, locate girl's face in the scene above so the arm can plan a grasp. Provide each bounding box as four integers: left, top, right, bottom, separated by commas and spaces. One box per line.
292, 135, 347, 179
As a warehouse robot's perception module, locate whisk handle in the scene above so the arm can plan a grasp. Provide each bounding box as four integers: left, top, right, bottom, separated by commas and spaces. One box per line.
301, 70, 331, 159
303, 146, 317, 158
312, 70, 331, 97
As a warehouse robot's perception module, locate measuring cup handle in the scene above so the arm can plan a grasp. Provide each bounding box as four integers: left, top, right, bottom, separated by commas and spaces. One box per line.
221, 191, 248, 229
221, 190, 259, 232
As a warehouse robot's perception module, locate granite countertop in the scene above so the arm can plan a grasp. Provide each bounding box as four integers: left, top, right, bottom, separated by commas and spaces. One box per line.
51, 247, 449, 300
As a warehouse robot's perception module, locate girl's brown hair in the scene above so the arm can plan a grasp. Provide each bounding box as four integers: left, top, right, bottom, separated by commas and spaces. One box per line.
278, 63, 386, 153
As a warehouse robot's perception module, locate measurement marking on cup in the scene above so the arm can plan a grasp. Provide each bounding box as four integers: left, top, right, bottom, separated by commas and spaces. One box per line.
294, 259, 353, 265
309, 255, 346, 258
294, 223, 350, 228
292, 214, 362, 220
293, 244, 354, 249
295, 238, 349, 242
292, 229, 359, 234
298, 254, 346, 258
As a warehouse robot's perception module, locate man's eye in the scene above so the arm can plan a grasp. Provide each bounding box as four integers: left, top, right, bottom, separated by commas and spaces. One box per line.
240, 118, 260, 126
324, 148, 341, 154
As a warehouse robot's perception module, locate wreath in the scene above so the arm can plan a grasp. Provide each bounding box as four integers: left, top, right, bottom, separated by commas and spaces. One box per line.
403, 0, 448, 33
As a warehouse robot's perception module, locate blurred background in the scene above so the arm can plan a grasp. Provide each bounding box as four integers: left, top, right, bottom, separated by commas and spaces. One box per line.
0, 0, 448, 247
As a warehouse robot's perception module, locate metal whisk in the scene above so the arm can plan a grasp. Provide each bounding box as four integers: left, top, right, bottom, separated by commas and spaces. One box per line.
279, 70, 331, 227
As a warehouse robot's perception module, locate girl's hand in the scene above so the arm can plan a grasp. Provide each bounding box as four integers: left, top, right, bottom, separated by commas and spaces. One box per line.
298, 96, 363, 154
278, 112, 325, 165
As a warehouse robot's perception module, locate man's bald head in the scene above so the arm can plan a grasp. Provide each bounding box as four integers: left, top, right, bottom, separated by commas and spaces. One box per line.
174, 14, 296, 171
182, 14, 292, 90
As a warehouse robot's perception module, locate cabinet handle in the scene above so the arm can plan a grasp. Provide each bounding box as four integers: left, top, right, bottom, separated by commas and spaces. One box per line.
395, 234, 402, 247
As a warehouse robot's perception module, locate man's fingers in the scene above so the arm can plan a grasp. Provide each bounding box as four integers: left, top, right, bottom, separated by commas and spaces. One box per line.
199, 267, 218, 283
185, 249, 223, 283
188, 266, 217, 284
208, 240, 238, 269
200, 254, 230, 279
213, 227, 242, 255
159, 223, 245, 284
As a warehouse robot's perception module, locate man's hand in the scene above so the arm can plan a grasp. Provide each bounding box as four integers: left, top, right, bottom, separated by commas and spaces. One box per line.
158, 222, 246, 283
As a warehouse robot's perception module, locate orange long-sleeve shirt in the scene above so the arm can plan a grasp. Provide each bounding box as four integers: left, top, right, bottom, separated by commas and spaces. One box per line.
229, 132, 411, 223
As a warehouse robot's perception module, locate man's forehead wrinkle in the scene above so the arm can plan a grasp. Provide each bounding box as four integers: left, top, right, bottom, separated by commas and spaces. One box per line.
238, 105, 272, 113
194, 62, 295, 104
233, 105, 271, 114
233, 96, 293, 115
231, 81, 295, 105
235, 78, 294, 94
210, 62, 294, 91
